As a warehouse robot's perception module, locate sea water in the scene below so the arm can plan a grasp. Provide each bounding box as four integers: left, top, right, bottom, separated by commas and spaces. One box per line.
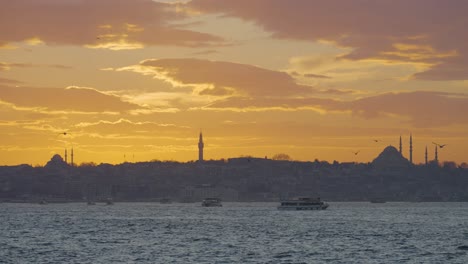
1, 202, 468, 263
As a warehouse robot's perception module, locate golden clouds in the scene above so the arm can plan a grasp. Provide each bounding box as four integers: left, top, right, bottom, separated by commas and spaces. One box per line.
0, 85, 141, 113
0, 62, 73, 71
0, 0, 225, 50
375, 43, 458, 66
137, 58, 315, 96
74, 119, 190, 136
117, 58, 338, 112
330, 91, 468, 127
188, 0, 468, 80
25, 37, 44, 46
86, 40, 144, 51
0, 78, 22, 85
115, 58, 468, 128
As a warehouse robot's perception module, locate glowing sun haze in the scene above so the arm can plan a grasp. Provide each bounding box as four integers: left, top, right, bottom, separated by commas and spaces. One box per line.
0, 0, 467, 165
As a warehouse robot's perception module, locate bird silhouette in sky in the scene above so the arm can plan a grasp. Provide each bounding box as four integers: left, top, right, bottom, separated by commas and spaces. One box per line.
373, 139, 380, 143
432, 142, 447, 148
352, 150, 360, 155
59, 132, 69, 136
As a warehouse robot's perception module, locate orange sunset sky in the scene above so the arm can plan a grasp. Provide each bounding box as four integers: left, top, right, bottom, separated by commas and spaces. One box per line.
1, 0, 467, 166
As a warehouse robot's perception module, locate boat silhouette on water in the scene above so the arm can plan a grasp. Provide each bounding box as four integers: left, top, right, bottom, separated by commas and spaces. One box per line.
201, 198, 222, 207
277, 197, 329, 210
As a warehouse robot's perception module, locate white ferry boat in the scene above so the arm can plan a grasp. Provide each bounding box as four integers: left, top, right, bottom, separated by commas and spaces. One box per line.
277, 197, 329, 210
201, 198, 222, 207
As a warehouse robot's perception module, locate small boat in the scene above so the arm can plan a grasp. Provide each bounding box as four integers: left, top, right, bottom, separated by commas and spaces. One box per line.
105, 198, 114, 205
201, 198, 222, 207
277, 197, 329, 210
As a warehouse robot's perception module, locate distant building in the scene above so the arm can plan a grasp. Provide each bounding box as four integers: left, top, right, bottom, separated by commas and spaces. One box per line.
372, 145, 410, 172
45, 154, 68, 169
198, 132, 204, 162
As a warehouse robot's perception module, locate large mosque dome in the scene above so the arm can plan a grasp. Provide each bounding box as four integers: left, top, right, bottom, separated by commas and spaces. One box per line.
45, 154, 68, 169
372, 145, 410, 171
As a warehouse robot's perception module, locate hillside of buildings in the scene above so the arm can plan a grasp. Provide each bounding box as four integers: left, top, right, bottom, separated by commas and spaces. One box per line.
1, 146, 467, 203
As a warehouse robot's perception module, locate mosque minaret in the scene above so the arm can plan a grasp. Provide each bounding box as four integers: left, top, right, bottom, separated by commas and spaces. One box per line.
399, 135, 402, 154
425, 146, 428, 165
409, 134, 413, 164
198, 132, 204, 162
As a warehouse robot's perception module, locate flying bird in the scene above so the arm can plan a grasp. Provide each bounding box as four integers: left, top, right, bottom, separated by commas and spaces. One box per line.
373, 139, 380, 143
352, 150, 360, 155
432, 142, 447, 148
59, 132, 68, 136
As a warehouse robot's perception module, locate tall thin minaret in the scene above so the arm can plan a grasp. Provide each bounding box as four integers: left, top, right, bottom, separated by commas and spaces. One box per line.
409, 133, 413, 164
399, 135, 402, 154
198, 132, 204, 162
425, 146, 428, 165
434, 145, 438, 163
65, 149, 68, 164
71, 147, 74, 166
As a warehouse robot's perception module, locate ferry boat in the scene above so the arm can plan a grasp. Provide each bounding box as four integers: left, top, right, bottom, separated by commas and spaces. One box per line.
201, 198, 222, 207
277, 197, 329, 210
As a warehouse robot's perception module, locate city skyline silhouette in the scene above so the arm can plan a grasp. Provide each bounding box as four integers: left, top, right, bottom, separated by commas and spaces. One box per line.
1, 2, 468, 263
0, 0, 467, 166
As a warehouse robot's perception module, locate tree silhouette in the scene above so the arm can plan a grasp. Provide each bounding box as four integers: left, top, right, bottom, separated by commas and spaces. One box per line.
272, 153, 291, 161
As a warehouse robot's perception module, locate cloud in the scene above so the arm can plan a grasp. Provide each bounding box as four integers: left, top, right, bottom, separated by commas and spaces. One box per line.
411, 60, 468, 81
327, 91, 468, 127
0, 0, 225, 49
0, 85, 142, 113
319, 89, 355, 95
199, 87, 234, 96
0, 62, 73, 71
0, 78, 22, 85
134, 58, 316, 97
205, 96, 334, 112
207, 91, 468, 127
119, 58, 468, 127
303, 73, 332, 79
190, 49, 219, 55
74, 118, 190, 136
206, 91, 468, 127
188, 0, 468, 80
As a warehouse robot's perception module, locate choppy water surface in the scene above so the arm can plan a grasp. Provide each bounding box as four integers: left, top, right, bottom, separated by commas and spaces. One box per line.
1, 202, 468, 263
